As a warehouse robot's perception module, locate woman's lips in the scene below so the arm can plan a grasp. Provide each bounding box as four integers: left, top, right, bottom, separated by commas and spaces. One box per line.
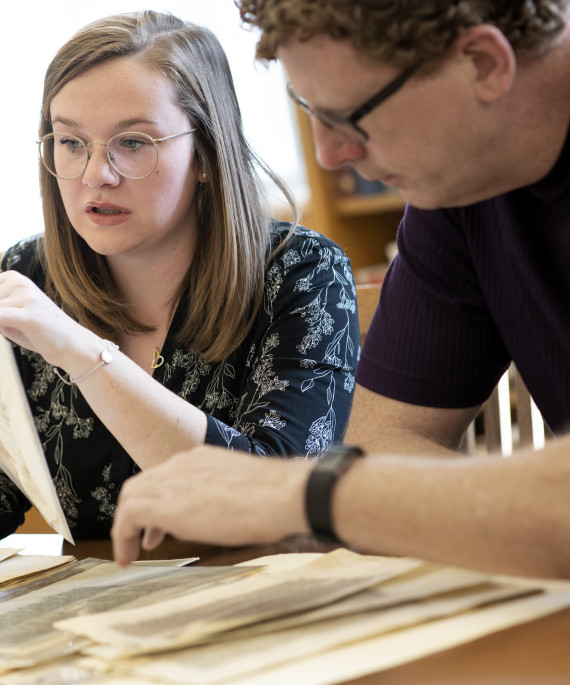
85, 202, 131, 226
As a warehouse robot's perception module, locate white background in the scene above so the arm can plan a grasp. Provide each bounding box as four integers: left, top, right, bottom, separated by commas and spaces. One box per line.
0, 0, 307, 251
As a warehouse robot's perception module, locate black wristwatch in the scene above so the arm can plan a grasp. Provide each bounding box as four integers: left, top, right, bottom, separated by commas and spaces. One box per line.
305, 444, 364, 542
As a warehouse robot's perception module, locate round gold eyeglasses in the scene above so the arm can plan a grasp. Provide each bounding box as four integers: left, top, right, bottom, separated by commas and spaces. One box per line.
37, 130, 196, 180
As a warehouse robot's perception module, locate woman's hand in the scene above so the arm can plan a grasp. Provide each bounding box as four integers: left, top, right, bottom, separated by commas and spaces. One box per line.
0, 270, 210, 470
0, 270, 91, 369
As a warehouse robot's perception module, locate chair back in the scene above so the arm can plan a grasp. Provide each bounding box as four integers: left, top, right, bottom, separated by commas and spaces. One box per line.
468, 365, 549, 455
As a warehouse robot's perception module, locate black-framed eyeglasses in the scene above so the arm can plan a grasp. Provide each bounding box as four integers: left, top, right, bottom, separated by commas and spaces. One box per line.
287, 64, 419, 143
37, 129, 196, 180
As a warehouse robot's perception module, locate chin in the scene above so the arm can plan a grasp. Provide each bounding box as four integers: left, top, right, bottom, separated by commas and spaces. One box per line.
400, 184, 483, 211
398, 189, 443, 210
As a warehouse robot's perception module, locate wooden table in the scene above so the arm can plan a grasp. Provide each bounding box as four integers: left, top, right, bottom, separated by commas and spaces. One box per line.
10, 534, 570, 684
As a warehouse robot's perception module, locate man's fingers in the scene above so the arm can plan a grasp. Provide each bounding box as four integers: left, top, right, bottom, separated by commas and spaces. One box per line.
142, 526, 166, 551
112, 529, 143, 567
111, 499, 155, 566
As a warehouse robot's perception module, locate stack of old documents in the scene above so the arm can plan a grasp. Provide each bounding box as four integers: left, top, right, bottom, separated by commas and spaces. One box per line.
1, 547, 570, 685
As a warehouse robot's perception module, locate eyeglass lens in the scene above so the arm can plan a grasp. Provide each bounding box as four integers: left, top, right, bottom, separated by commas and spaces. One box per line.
286, 86, 367, 143
39, 132, 159, 180
313, 112, 366, 144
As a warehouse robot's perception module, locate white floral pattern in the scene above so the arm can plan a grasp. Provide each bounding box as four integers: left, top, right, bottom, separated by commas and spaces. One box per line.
0, 223, 359, 538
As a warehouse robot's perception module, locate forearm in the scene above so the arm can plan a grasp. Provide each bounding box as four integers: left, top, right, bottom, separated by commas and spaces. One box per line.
63, 332, 207, 469
333, 438, 570, 578
0, 272, 206, 468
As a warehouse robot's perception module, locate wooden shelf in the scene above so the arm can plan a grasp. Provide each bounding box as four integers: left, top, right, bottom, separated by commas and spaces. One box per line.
334, 192, 405, 217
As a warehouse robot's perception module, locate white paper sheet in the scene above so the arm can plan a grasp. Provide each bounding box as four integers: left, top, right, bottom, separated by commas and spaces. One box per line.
0, 335, 72, 542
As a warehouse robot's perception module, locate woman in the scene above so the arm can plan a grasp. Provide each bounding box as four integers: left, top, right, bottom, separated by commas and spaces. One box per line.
0, 11, 358, 538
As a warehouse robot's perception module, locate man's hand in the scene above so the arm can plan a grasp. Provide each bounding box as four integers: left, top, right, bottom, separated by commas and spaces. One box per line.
111, 446, 311, 566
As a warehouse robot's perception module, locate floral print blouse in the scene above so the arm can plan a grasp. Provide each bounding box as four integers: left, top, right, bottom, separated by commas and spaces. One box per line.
0, 222, 359, 538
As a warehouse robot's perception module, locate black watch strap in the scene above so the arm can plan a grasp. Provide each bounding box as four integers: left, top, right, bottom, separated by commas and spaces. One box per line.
305, 444, 364, 542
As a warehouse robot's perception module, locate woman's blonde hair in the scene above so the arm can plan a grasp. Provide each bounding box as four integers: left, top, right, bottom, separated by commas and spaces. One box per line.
237, 0, 568, 68
40, 10, 296, 361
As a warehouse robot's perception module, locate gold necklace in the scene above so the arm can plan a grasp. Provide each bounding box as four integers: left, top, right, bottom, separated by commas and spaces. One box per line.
151, 347, 164, 370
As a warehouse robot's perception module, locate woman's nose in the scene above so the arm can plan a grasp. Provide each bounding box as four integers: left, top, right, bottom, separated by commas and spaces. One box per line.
81, 143, 120, 188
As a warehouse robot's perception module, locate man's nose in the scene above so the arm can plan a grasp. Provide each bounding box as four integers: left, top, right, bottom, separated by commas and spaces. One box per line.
311, 120, 366, 171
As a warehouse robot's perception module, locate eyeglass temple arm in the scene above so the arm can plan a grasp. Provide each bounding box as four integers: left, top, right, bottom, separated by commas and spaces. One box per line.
154, 129, 196, 144
348, 64, 420, 124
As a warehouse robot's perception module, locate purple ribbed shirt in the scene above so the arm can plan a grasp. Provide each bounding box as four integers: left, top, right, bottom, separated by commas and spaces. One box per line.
357, 131, 570, 433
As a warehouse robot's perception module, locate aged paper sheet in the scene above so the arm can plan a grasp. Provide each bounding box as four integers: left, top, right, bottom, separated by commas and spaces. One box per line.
0, 656, 154, 685
0, 559, 246, 673
0, 553, 75, 589
55, 550, 422, 657
95, 583, 533, 685
226, 580, 570, 685
2, 550, 570, 685
204, 562, 512, 640
0, 335, 72, 542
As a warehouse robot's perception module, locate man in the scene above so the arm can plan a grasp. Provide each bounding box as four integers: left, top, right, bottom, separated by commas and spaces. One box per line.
112, 0, 570, 578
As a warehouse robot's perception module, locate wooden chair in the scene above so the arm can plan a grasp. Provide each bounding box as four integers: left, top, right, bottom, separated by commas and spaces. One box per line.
468, 365, 549, 455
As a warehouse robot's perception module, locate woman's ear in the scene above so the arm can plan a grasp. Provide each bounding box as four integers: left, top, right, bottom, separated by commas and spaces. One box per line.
452, 25, 516, 103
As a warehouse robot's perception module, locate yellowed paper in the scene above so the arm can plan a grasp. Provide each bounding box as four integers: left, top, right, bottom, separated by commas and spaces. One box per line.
55, 550, 422, 657
0, 559, 245, 674
0, 554, 75, 588
226, 584, 570, 685
0, 656, 154, 685
209, 563, 505, 641
0, 335, 72, 542
101, 583, 534, 685
236, 552, 323, 573
3, 549, 569, 685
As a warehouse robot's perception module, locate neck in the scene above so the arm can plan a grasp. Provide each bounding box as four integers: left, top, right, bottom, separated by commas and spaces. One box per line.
106, 239, 194, 329
500, 27, 570, 187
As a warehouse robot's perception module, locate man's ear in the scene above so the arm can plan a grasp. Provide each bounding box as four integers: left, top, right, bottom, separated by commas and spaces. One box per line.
452, 25, 516, 103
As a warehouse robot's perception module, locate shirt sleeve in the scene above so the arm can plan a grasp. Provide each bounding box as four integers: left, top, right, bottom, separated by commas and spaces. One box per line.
205, 230, 359, 458
357, 204, 509, 408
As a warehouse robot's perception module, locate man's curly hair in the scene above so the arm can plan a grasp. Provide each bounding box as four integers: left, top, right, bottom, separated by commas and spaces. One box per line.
236, 0, 568, 68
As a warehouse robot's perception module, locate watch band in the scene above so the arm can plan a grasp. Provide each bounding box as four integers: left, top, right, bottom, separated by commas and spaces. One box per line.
305, 444, 364, 542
